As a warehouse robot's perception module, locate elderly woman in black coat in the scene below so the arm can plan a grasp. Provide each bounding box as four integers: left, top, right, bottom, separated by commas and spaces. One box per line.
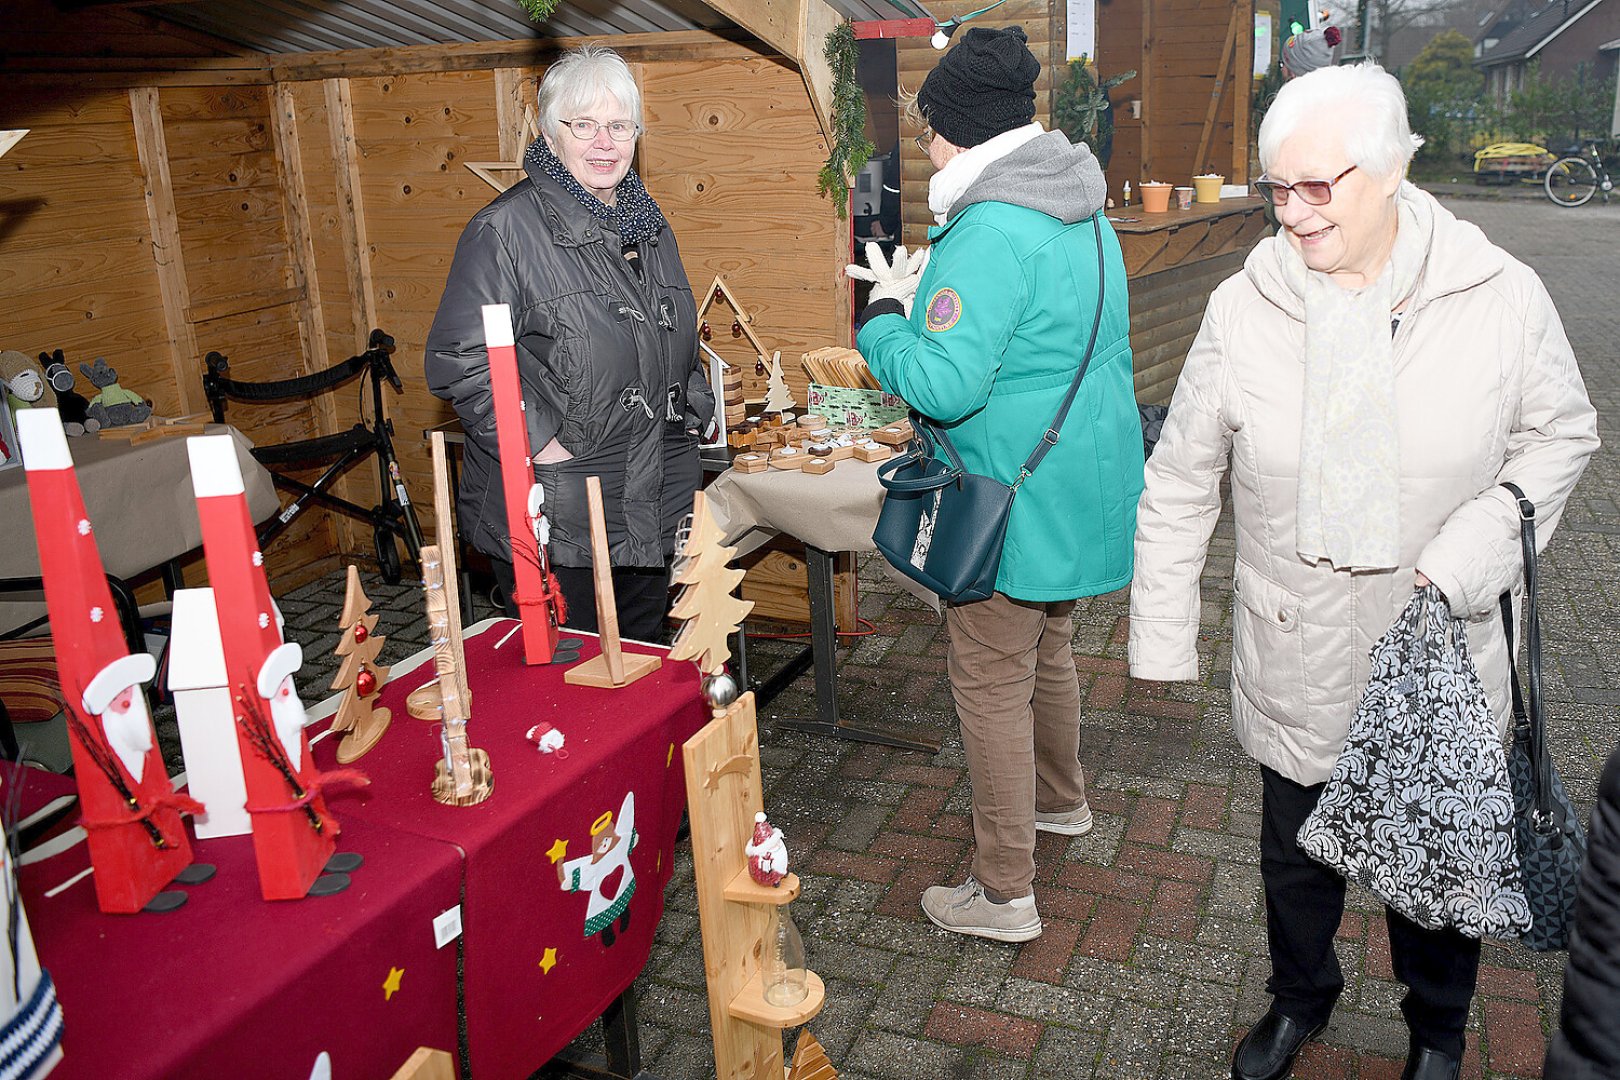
426, 44, 712, 641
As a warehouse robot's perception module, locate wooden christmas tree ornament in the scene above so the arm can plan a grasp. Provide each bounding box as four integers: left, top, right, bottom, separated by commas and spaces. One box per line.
563, 475, 663, 688
328, 565, 392, 763
787, 1032, 839, 1080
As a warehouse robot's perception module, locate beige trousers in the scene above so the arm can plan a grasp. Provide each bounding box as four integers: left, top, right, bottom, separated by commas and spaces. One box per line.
944, 592, 1087, 900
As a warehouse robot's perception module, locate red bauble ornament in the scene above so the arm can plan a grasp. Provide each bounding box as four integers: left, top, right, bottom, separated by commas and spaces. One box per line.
731, 320, 742, 338
353, 621, 368, 643
754, 357, 766, 376
701, 321, 712, 341
355, 667, 377, 697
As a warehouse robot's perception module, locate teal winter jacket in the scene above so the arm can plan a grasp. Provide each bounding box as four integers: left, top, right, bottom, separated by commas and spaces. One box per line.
857, 131, 1142, 601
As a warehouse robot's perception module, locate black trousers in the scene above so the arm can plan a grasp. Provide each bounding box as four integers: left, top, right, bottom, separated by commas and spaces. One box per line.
1261, 765, 1481, 1057
492, 558, 672, 644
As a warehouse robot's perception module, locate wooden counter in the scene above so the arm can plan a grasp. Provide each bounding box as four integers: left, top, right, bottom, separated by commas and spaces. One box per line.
1112, 197, 1272, 405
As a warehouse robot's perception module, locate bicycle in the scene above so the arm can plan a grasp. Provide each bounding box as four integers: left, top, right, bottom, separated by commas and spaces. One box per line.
1544, 141, 1614, 207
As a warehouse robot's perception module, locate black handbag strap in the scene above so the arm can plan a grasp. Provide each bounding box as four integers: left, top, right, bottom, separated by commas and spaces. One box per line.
911, 214, 1109, 491
1497, 481, 1556, 831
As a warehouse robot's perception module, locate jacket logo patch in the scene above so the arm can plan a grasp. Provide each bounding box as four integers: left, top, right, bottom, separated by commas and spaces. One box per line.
925, 288, 962, 333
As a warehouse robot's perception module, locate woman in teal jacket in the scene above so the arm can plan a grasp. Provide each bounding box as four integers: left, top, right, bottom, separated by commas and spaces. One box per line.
853, 26, 1142, 943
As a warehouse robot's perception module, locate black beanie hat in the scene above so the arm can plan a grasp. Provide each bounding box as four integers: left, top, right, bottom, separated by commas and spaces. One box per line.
917, 26, 1040, 149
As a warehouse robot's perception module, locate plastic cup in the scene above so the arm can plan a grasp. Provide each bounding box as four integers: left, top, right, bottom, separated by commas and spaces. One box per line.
1174, 186, 1194, 210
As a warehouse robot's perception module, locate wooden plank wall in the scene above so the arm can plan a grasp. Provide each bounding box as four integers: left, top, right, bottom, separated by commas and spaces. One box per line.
1134, 0, 1254, 190
895, 0, 1255, 223
2, 83, 336, 586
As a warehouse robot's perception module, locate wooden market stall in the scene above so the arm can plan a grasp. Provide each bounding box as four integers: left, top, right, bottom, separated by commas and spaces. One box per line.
2, 0, 910, 589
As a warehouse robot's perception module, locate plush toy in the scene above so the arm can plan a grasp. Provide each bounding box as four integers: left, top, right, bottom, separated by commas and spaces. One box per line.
0, 350, 46, 427
80, 357, 152, 429
39, 350, 98, 436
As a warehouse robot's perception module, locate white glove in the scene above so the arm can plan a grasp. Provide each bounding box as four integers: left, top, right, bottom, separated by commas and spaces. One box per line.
845, 243, 931, 316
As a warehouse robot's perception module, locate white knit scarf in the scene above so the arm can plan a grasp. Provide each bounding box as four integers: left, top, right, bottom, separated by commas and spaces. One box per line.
1283, 181, 1433, 571
928, 122, 1044, 225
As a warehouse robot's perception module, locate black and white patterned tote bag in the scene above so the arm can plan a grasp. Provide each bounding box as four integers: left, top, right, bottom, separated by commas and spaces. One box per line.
1298, 586, 1532, 938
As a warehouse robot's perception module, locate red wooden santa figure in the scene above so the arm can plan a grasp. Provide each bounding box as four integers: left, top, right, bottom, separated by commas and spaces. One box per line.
187, 434, 364, 901
19, 408, 202, 914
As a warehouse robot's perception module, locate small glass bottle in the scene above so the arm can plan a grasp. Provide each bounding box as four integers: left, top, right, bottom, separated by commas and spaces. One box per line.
761, 903, 808, 1007
1122, 180, 1132, 207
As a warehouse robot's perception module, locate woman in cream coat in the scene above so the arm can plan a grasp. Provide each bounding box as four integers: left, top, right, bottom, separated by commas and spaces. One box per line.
1130, 65, 1597, 1080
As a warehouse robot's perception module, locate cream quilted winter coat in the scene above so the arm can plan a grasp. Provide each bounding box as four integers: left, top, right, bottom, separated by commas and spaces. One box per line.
1129, 191, 1599, 786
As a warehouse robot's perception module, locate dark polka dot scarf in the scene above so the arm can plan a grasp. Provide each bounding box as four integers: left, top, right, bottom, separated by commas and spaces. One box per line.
524, 137, 669, 247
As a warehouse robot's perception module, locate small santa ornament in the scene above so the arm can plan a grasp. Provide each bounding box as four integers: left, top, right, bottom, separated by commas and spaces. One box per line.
744, 811, 789, 887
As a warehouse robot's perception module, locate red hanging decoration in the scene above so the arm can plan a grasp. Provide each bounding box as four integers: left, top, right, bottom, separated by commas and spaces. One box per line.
731, 320, 742, 338
713, 285, 724, 302
754, 357, 766, 376
701, 322, 712, 341
353, 622, 368, 644
355, 667, 377, 698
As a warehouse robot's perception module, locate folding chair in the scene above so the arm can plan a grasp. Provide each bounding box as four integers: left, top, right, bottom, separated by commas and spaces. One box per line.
203, 329, 425, 583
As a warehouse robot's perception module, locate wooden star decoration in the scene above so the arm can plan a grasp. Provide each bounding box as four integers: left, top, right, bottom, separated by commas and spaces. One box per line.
465, 106, 540, 194
382, 966, 404, 1001
546, 838, 568, 863
538, 947, 558, 974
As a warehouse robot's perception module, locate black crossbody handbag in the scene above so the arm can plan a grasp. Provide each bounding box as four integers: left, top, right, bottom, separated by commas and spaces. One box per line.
1499, 481, 1588, 951
871, 215, 1107, 604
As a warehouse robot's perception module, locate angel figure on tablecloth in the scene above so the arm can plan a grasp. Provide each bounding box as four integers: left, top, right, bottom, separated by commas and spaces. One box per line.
558, 790, 638, 947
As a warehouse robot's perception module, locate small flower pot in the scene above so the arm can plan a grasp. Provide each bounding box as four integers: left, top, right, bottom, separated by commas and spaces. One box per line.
1193, 175, 1225, 203
1139, 182, 1172, 213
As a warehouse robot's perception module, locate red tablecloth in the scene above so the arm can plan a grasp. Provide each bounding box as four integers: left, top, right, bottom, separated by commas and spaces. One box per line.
309, 619, 708, 1080
20, 789, 461, 1080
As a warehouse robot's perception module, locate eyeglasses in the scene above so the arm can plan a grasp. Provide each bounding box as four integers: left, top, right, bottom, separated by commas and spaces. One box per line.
560, 118, 640, 142
914, 128, 934, 153
1254, 165, 1358, 207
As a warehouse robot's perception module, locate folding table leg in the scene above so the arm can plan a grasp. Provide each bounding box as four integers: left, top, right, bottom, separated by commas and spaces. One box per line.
774, 545, 942, 754
536, 985, 660, 1080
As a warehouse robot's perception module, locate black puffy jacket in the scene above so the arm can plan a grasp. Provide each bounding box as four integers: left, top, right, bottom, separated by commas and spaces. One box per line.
425, 156, 713, 568
1546, 740, 1620, 1078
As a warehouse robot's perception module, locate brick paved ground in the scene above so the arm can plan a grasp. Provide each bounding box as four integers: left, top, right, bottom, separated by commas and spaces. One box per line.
256, 196, 1619, 1079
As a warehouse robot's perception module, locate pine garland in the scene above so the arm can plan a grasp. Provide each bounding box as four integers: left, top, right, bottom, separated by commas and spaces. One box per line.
518, 0, 561, 22
817, 23, 874, 219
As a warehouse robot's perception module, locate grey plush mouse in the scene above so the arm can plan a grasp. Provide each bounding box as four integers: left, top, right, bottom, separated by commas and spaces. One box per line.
81, 357, 152, 429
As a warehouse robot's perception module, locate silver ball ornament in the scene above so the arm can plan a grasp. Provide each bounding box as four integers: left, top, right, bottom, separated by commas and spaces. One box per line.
701, 671, 740, 709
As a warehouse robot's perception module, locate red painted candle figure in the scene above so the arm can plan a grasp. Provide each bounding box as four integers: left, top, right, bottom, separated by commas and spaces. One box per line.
187, 434, 339, 900
484, 302, 561, 664
19, 409, 200, 913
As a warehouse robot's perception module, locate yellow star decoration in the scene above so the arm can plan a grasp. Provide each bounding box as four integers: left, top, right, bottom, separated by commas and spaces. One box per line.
546, 838, 568, 863
538, 947, 558, 974
382, 966, 404, 1001
666, 742, 674, 767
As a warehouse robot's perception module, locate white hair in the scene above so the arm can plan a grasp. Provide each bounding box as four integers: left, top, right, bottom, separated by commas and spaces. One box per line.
1258, 62, 1424, 179
537, 44, 643, 143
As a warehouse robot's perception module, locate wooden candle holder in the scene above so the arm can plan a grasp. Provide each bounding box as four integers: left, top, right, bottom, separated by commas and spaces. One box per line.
683, 692, 825, 1079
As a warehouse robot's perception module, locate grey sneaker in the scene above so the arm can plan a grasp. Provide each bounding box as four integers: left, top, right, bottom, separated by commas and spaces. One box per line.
920, 877, 1042, 942
1035, 803, 1094, 836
